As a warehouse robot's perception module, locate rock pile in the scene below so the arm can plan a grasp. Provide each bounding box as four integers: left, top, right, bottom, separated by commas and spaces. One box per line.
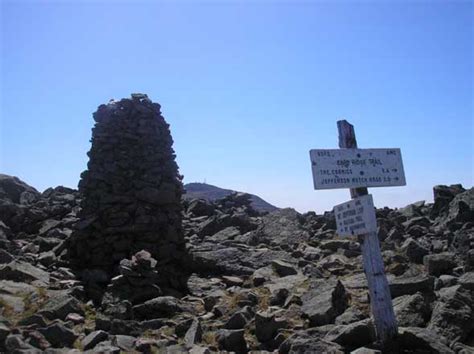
68, 94, 184, 272
101, 250, 162, 315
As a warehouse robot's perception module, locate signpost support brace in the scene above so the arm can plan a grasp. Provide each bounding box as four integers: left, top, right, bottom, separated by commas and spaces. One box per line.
337, 119, 398, 344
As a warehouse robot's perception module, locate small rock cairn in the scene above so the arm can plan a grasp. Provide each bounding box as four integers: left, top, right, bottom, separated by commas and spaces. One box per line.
68, 94, 184, 272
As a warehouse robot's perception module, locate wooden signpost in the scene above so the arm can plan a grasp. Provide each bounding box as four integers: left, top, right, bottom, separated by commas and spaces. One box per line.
309, 120, 404, 344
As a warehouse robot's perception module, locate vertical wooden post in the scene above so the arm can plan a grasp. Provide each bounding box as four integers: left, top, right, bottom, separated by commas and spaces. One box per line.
337, 120, 398, 344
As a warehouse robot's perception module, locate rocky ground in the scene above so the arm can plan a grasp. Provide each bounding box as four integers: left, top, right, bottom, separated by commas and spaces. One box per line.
0, 173, 473, 353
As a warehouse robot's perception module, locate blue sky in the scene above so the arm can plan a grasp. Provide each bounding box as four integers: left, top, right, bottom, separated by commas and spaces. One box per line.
1, 0, 472, 213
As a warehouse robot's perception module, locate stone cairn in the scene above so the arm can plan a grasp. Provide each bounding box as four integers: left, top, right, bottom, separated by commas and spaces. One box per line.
68, 94, 184, 273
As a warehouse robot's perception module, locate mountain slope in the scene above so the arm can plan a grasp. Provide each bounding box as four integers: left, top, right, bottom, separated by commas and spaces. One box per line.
183, 182, 278, 212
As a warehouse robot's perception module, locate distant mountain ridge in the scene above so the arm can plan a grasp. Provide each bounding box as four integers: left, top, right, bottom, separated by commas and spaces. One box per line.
183, 182, 278, 212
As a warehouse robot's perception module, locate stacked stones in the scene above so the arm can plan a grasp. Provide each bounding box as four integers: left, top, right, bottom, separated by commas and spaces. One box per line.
101, 250, 162, 317
68, 94, 184, 272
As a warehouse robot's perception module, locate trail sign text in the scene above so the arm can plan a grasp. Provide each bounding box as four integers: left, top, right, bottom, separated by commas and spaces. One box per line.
310, 148, 406, 190
334, 194, 377, 236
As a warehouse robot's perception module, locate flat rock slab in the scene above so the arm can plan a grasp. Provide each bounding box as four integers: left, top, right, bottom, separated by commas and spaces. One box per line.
0, 261, 50, 286
398, 327, 454, 353
133, 296, 184, 320
82, 330, 109, 350
38, 292, 84, 321
389, 275, 434, 298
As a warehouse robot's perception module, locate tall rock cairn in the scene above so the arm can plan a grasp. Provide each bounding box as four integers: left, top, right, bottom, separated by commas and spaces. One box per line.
69, 94, 184, 272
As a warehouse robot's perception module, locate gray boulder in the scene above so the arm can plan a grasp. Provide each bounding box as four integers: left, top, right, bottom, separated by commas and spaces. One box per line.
445, 188, 474, 223
39, 292, 84, 321
5, 334, 42, 353
38, 322, 78, 348
0, 174, 40, 204
82, 330, 109, 351
301, 280, 349, 326
0, 261, 50, 285
132, 296, 184, 320
216, 329, 247, 354
111, 335, 136, 351
431, 184, 465, 219
0, 249, 14, 264
255, 310, 287, 343
325, 319, 376, 350
224, 306, 253, 330
398, 327, 454, 353
271, 260, 297, 277
393, 293, 431, 327
389, 275, 434, 298
280, 329, 344, 354
401, 238, 429, 264
251, 208, 310, 246
424, 253, 456, 276
428, 285, 474, 342
335, 307, 366, 325
0, 322, 10, 351
184, 318, 202, 349
458, 271, 474, 290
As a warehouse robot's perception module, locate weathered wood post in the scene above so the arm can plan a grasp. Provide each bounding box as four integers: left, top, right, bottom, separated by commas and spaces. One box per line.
337, 120, 398, 343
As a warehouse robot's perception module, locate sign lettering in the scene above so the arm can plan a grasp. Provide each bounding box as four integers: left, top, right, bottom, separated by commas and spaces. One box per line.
310, 148, 406, 190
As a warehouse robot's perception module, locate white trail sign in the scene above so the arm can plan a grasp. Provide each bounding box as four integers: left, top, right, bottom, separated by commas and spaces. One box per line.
310, 148, 406, 190
334, 194, 377, 237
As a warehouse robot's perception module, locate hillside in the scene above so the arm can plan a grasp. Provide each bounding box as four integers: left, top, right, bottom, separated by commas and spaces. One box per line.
184, 182, 278, 212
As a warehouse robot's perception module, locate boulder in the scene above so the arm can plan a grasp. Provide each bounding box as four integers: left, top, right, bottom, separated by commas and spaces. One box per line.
82, 330, 109, 351
5, 334, 42, 353
0, 174, 40, 204
215, 329, 247, 354
187, 199, 215, 217
431, 184, 465, 219
350, 348, 381, 354
398, 327, 454, 353
112, 334, 137, 352
335, 307, 366, 325
393, 293, 431, 327
39, 292, 84, 321
255, 310, 287, 343
252, 208, 310, 246
0, 261, 50, 285
271, 260, 297, 277
428, 285, 474, 342
0, 322, 10, 352
401, 238, 429, 264
325, 319, 376, 350
301, 280, 349, 326
459, 272, 474, 290
280, 329, 344, 354
111, 335, 136, 351
0, 250, 14, 264
184, 318, 202, 348
224, 306, 253, 330
38, 322, 78, 348
132, 296, 184, 320
424, 253, 456, 276
389, 275, 434, 298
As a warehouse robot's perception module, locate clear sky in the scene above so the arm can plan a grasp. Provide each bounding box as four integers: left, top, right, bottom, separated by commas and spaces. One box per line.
1, 0, 472, 213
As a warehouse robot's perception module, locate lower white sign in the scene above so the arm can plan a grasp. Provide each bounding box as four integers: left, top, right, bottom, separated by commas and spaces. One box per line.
334, 194, 377, 236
